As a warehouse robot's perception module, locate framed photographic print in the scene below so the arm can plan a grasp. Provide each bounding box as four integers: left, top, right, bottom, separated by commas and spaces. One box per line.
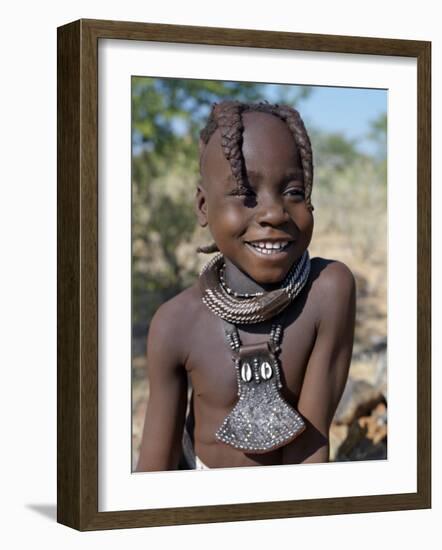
57, 18, 431, 530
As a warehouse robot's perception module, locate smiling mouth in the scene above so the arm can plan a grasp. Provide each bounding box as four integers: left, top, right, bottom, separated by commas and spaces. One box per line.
245, 241, 293, 256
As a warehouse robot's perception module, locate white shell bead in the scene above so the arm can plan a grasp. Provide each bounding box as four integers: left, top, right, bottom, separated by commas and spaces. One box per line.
260, 361, 273, 380
241, 362, 252, 382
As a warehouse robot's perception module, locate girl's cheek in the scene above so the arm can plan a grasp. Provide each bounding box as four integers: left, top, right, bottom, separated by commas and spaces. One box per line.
214, 199, 245, 217
297, 206, 314, 230
221, 208, 247, 230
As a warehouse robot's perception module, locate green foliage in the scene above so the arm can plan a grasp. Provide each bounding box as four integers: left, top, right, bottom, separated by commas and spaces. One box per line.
310, 129, 361, 173
131, 77, 311, 170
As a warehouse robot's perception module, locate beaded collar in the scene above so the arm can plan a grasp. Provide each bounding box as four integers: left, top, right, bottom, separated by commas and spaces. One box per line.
199, 250, 311, 324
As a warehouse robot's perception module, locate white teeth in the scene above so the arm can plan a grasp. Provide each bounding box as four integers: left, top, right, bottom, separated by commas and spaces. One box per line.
248, 241, 290, 255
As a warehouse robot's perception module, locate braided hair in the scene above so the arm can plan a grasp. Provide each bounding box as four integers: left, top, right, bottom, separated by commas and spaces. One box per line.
197, 100, 313, 254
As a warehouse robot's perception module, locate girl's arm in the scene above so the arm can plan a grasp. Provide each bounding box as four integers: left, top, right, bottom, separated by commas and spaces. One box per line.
135, 300, 189, 472
282, 261, 356, 464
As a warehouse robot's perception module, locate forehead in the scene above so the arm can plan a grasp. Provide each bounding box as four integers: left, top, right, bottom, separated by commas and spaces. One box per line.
200, 111, 301, 186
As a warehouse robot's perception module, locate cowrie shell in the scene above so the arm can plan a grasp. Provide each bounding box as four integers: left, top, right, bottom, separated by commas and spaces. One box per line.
260, 361, 273, 380
241, 362, 252, 382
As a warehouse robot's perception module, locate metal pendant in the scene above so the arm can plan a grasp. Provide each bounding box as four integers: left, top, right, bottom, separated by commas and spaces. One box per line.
215, 341, 305, 453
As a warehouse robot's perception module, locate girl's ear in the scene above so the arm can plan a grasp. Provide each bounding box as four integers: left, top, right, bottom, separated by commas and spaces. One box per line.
195, 184, 208, 227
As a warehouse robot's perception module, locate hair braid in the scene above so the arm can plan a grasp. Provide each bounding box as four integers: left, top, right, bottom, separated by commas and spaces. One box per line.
200, 101, 248, 189
198, 100, 313, 254
271, 104, 314, 211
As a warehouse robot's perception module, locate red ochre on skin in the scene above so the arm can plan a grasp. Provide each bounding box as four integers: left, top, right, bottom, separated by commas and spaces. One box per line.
196, 111, 314, 289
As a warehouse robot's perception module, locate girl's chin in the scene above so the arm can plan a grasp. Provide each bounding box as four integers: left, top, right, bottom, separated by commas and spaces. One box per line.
248, 268, 291, 287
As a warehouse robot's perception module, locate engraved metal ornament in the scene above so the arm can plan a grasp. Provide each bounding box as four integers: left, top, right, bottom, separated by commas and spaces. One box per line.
215, 347, 305, 453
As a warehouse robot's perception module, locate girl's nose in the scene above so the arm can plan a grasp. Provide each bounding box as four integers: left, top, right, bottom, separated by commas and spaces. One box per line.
255, 194, 290, 227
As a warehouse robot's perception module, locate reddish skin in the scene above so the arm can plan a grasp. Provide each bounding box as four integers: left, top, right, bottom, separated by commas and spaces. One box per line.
136, 112, 356, 471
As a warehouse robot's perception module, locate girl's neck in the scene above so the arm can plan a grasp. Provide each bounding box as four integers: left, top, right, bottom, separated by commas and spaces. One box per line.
223, 258, 280, 294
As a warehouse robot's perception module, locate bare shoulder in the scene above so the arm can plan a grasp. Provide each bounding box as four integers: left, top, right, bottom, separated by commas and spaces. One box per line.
147, 283, 203, 363
152, 283, 202, 325
309, 257, 356, 323
310, 257, 355, 294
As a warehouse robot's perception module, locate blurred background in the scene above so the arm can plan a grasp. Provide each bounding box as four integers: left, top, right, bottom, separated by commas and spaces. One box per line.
131, 78, 387, 469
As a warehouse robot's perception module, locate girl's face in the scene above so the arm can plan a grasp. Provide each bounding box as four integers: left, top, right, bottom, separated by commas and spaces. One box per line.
196, 111, 314, 285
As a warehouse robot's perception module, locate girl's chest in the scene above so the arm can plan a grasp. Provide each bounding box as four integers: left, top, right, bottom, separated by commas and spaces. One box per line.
185, 305, 317, 408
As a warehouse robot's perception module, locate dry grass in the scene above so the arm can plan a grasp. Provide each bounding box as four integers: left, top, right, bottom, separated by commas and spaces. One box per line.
310, 159, 387, 353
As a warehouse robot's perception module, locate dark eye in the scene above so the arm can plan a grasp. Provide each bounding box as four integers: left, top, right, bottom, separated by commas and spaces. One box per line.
284, 187, 305, 199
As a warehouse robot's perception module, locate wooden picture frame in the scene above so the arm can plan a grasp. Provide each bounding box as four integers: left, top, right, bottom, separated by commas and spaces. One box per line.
57, 18, 431, 531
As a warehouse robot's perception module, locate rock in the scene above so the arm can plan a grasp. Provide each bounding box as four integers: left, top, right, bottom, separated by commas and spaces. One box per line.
335, 402, 387, 461
334, 378, 385, 425
358, 402, 387, 445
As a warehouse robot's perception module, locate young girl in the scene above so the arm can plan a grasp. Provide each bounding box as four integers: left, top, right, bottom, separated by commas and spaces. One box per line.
136, 100, 355, 471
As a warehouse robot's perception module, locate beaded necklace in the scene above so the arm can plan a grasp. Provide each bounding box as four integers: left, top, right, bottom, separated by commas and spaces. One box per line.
199, 250, 311, 324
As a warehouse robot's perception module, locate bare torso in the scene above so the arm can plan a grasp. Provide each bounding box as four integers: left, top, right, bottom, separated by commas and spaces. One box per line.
136, 257, 355, 471
186, 267, 317, 468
